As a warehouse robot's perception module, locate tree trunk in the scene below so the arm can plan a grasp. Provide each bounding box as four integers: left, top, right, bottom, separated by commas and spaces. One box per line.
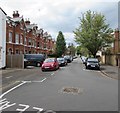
93, 53, 96, 58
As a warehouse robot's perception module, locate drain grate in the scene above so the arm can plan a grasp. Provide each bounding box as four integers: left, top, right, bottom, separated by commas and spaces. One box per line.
61, 87, 83, 95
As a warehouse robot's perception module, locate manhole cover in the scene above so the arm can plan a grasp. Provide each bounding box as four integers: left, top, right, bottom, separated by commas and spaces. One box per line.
61, 87, 83, 94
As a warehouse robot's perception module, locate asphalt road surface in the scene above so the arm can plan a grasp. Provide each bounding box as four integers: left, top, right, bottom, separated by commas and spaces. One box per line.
1, 58, 118, 112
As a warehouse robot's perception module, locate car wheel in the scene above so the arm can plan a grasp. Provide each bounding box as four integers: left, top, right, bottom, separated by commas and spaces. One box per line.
36, 62, 41, 67
24, 64, 27, 68
86, 66, 88, 69
97, 67, 100, 70
42, 69, 45, 72
54, 66, 58, 71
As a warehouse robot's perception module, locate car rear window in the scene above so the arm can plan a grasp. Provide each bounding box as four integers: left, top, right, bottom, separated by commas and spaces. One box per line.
24, 54, 45, 61
87, 58, 98, 63
44, 58, 55, 63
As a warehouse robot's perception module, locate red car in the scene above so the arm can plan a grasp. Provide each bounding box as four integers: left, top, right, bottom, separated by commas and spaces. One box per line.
41, 58, 59, 71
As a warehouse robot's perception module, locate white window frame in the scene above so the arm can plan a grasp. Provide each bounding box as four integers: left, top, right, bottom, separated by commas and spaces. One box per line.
28, 38, 31, 46
20, 34, 23, 44
8, 48, 13, 55
20, 50, 23, 54
24, 37, 27, 45
15, 49, 19, 54
15, 33, 19, 44
9, 32, 12, 43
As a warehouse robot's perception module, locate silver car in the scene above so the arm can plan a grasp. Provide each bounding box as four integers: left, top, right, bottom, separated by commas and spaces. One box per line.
57, 58, 67, 66
85, 58, 100, 70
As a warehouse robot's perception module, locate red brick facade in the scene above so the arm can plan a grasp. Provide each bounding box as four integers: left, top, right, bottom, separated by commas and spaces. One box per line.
6, 11, 55, 55
114, 29, 120, 54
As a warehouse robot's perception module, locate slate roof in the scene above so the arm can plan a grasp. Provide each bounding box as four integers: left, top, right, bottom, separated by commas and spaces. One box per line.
11, 17, 23, 22
26, 24, 37, 30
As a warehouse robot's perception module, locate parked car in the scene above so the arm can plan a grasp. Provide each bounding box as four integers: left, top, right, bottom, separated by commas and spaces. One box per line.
73, 56, 77, 59
64, 55, 72, 63
24, 54, 45, 68
41, 58, 59, 71
85, 58, 100, 70
57, 58, 67, 66
81, 56, 87, 64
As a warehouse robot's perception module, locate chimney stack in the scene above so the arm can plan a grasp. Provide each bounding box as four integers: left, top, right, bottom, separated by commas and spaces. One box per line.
25, 18, 30, 25
13, 10, 20, 18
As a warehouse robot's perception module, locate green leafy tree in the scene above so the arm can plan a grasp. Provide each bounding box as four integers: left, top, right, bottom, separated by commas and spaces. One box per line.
68, 43, 76, 56
76, 46, 89, 56
56, 31, 66, 57
74, 10, 113, 58
76, 46, 81, 55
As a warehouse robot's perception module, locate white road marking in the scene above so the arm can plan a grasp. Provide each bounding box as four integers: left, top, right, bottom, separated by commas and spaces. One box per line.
0, 81, 26, 99
22, 81, 32, 83
51, 73, 54, 76
21, 78, 47, 83
5, 76, 13, 79
83, 68, 92, 71
44, 110, 56, 113
83, 68, 113, 79
40, 78, 46, 82
0, 98, 16, 111
32, 81, 42, 83
16, 104, 29, 112
0, 77, 47, 99
83, 68, 100, 72
33, 107, 43, 112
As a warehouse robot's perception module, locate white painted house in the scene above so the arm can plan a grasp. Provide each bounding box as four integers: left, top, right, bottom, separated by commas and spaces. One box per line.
0, 8, 6, 69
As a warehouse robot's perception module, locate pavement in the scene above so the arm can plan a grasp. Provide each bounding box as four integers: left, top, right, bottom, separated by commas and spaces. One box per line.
80, 57, 119, 80
1, 68, 24, 74
100, 64, 119, 80
0, 58, 119, 80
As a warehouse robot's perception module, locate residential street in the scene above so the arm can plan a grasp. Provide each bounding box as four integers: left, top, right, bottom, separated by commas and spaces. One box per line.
1, 58, 118, 112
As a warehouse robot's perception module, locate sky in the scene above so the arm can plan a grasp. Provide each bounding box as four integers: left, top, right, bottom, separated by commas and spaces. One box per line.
0, 0, 119, 46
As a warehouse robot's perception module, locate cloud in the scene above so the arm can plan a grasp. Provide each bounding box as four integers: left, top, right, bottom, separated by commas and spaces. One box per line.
0, 0, 119, 46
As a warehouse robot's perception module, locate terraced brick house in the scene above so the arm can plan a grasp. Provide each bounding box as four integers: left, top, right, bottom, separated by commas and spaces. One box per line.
6, 11, 55, 56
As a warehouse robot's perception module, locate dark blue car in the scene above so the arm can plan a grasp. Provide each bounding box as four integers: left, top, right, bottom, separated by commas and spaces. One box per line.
24, 54, 45, 68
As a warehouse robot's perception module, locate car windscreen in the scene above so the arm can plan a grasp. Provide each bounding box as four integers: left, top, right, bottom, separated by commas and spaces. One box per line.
44, 59, 55, 63
57, 58, 64, 61
64, 56, 70, 59
87, 59, 98, 63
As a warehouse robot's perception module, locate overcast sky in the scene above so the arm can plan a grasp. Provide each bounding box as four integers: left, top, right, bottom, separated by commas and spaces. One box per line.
0, 0, 119, 46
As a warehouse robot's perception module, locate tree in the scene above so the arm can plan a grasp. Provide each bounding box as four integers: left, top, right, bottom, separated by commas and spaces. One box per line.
73, 10, 113, 58
68, 43, 76, 56
55, 31, 66, 57
76, 46, 89, 56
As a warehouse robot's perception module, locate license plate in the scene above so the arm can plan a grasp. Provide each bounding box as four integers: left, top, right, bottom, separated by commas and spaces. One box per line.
91, 65, 95, 67
45, 67, 50, 69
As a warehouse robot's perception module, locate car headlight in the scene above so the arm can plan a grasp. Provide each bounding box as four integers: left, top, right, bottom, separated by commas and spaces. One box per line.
87, 63, 90, 65
24, 59, 28, 62
51, 64, 54, 67
96, 64, 100, 66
